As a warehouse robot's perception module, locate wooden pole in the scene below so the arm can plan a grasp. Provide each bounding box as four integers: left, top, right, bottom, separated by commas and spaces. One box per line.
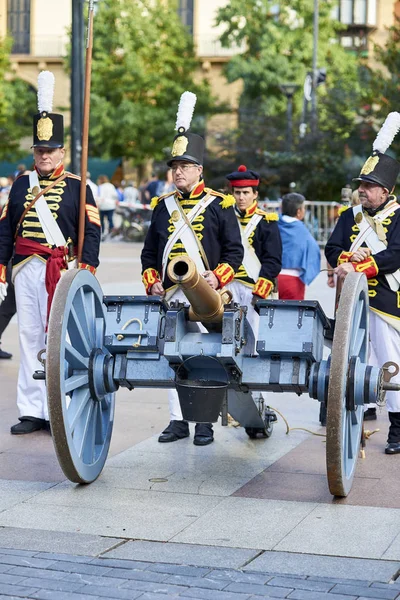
77, 0, 94, 264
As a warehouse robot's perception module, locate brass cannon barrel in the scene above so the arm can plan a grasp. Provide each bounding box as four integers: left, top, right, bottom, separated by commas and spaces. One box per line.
167, 256, 232, 322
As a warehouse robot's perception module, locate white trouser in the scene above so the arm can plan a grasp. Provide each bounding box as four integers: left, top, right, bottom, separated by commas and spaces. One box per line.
167, 289, 207, 421
14, 258, 49, 420
368, 310, 400, 413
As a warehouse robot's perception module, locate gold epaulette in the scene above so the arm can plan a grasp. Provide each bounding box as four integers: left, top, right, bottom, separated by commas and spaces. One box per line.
150, 191, 175, 210
150, 196, 160, 209
263, 211, 279, 222
339, 205, 350, 216
218, 193, 235, 209
65, 172, 81, 181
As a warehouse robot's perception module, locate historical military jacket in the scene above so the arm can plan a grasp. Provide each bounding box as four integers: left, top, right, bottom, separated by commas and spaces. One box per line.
325, 197, 400, 323
141, 180, 244, 293
0, 164, 101, 283
233, 201, 282, 298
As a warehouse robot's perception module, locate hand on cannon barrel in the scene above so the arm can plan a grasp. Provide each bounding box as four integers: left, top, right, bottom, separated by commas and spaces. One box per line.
0, 282, 7, 305
202, 270, 219, 290
150, 281, 166, 297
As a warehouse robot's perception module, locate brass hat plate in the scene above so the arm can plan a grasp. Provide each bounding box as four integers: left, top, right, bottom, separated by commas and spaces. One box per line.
37, 117, 53, 141
172, 135, 188, 157
361, 155, 379, 175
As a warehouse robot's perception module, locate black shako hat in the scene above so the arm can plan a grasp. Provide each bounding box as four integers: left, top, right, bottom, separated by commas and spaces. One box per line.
167, 91, 204, 166
353, 112, 400, 192
167, 131, 205, 166
32, 71, 64, 148
353, 151, 400, 191
226, 164, 260, 187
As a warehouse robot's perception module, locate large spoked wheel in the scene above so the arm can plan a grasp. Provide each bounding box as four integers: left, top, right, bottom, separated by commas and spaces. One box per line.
326, 272, 368, 497
47, 269, 115, 484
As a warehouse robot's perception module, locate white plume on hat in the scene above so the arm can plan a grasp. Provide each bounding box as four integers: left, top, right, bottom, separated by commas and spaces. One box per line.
175, 91, 197, 132
37, 71, 55, 113
373, 112, 400, 154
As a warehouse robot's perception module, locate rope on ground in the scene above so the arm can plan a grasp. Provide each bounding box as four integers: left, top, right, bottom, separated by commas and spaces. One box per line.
364, 428, 380, 439
266, 406, 327, 437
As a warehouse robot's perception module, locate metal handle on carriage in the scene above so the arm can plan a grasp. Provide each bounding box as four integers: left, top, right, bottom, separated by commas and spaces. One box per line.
116, 317, 144, 347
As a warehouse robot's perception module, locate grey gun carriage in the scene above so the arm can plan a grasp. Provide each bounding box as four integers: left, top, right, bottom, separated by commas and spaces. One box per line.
44, 255, 400, 497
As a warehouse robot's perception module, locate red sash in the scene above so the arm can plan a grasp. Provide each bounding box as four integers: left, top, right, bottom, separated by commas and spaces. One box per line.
15, 238, 69, 320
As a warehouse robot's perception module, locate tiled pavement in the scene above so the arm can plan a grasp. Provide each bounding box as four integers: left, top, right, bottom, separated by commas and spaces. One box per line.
1, 244, 400, 598
233, 413, 399, 507
0, 546, 398, 600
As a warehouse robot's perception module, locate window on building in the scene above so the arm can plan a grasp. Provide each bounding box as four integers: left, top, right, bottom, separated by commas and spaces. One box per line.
178, 0, 194, 35
338, 0, 376, 27
8, 0, 31, 54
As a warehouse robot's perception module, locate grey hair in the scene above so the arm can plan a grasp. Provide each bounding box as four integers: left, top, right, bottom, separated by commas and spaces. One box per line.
281, 192, 306, 217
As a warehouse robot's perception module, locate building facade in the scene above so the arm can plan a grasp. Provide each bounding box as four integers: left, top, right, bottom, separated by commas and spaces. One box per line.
0, 0, 71, 134
0, 0, 399, 154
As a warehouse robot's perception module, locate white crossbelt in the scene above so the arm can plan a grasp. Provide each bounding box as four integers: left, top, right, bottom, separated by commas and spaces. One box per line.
29, 171, 76, 270
162, 192, 216, 279
240, 213, 262, 282
29, 171, 66, 247
351, 203, 400, 291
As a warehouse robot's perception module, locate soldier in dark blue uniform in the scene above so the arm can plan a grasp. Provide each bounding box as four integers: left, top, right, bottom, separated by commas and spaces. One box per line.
225, 165, 281, 432
225, 165, 282, 312
141, 92, 243, 446
325, 112, 400, 454
0, 71, 101, 434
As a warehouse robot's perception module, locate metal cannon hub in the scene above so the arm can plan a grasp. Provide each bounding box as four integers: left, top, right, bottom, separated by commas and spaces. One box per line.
88, 349, 118, 401
45, 262, 394, 497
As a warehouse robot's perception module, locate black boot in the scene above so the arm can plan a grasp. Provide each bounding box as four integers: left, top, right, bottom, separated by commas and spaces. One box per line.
0, 347, 12, 359
364, 407, 377, 421
385, 412, 400, 454
194, 423, 214, 446
158, 420, 189, 443
10, 417, 48, 435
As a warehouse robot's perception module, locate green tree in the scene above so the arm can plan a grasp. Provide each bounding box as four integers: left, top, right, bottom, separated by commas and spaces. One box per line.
0, 36, 37, 160
214, 0, 364, 200
358, 17, 400, 158
88, 0, 214, 165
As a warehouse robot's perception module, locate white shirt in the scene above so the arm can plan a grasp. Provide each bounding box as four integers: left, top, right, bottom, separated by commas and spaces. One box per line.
97, 182, 118, 211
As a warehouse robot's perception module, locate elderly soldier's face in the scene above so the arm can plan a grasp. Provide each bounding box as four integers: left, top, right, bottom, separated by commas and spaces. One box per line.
233, 186, 258, 212
171, 161, 202, 193
33, 147, 65, 176
358, 181, 389, 210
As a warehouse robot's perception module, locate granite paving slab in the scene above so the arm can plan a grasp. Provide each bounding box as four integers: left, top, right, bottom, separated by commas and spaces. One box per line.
382, 532, 400, 561
107, 419, 313, 464
0, 481, 54, 511
0, 529, 122, 556
103, 541, 261, 569
243, 551, 400, 582
0, 491, 222, 540
171, 497, 317, 549
233, 420, 400, 509
274, 504, 400, 559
